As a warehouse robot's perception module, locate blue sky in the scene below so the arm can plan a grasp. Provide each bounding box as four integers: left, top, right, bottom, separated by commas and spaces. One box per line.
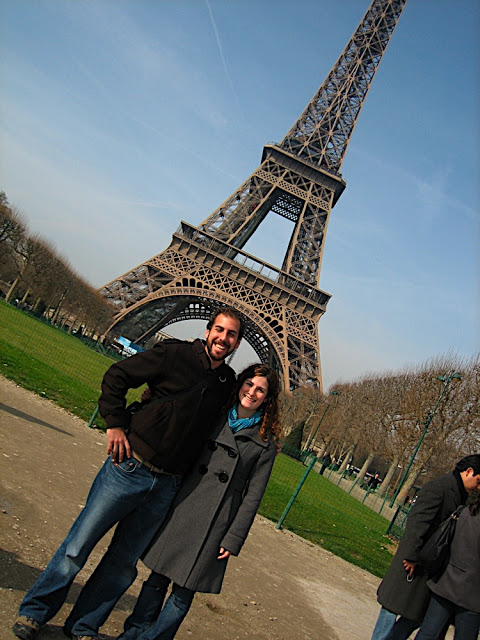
1, 0, 478, 389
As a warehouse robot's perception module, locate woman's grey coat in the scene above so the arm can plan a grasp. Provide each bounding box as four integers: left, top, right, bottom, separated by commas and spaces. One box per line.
377, 471, 466, 622
142, 417, 276, 594
427, 506, 480, 614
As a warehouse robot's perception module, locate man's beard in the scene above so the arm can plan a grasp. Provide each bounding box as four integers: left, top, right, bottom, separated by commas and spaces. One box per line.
206, 339, 231, 362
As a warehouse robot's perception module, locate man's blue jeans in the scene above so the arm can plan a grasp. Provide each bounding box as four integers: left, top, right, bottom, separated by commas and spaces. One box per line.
371, 607, 419, 640
415, 594, 480, 640
18, 456, 181, 637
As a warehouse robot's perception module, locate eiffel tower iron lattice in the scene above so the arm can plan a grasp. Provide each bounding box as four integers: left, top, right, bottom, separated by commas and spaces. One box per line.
100, 0, 407, 391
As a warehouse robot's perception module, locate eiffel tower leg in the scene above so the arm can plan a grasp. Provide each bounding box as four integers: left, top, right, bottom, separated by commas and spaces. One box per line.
135, 299, 191, 345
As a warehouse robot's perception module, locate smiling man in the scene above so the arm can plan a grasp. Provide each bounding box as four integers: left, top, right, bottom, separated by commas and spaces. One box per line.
204, 310, 243, 364
13, 306, 244, 640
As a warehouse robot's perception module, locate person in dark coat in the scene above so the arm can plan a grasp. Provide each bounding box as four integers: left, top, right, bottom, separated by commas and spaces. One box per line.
13, 307, 243, 640
117, 363, 281, 640
414, 493, 480, 639
371, 454, 480, 640
319, 452, 332, 475
368, 473, 381, 491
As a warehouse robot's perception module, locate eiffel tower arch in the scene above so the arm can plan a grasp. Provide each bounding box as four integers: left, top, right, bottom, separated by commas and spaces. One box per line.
100, 0, 407, 391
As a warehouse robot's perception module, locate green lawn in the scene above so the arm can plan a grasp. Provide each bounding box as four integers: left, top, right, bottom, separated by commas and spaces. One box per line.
0, 301, 140, 424
1, 300, 395, 577
260, 454, 395, 577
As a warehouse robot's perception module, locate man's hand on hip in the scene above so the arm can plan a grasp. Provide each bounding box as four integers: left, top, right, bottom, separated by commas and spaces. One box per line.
106, 427, 131, 462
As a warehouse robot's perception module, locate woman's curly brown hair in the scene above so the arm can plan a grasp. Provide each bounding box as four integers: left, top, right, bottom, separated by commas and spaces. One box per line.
229, 363, 281, 442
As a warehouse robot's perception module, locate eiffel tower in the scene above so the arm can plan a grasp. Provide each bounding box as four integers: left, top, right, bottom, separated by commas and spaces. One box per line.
100, 0, 407, 391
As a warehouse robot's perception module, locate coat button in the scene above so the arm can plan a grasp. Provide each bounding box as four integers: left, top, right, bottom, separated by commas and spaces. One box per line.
199, 464, 208, 475
215, 471, 229, 483
227, 449, 237, 458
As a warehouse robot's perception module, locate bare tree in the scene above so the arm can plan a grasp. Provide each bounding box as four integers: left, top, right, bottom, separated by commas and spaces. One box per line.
1, 191, 116, 338
0, 198, 28, 286
311, 355, 479, 500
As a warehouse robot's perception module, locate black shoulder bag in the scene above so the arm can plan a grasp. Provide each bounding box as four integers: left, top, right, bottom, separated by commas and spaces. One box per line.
417, 504, 465, 581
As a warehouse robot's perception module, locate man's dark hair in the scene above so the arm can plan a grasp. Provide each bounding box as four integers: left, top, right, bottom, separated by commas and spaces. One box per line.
455, 454, 480, 475
206, 306, 245, 341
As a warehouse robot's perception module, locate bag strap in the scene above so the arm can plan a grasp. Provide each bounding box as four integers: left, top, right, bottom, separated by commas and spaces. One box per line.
451, 504, 466, 520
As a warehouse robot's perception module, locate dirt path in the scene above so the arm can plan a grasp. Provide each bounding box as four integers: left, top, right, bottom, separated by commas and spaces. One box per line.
1, 376, 384, 639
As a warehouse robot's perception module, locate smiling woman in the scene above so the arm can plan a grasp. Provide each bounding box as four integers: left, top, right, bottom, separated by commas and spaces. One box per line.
236, 375, 269, 417
117, 363, 282, 640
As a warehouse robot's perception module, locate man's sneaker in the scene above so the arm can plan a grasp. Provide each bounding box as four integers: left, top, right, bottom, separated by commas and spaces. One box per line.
12, 617, 41, 640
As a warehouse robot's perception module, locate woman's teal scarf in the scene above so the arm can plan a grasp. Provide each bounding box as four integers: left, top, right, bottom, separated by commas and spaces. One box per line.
228, 405, 263, 433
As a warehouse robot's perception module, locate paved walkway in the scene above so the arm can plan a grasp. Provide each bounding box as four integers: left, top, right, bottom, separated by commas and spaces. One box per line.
1, 376, 437, 639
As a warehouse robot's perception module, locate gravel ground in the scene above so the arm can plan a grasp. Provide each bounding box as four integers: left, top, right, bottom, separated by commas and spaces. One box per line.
1, 376, 389, 640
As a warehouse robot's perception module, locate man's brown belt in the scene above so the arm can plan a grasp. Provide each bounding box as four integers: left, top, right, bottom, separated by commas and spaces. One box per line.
131, 451, 181, 477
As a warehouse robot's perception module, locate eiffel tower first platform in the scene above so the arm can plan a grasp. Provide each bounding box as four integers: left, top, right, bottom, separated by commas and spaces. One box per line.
100, 0, 407, 391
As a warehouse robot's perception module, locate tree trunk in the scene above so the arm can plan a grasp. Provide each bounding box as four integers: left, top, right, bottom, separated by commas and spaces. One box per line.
301, 410, 316, 449
331, 443, 340, 461
52, 301, 63, 324
397, 466, 421, 505
5, 276, 20, 303
357, 452, 375, 485
316, 442, 327, 458
339, 443, 355, 473
378, 456, 399, 494
32, 297, 42, 313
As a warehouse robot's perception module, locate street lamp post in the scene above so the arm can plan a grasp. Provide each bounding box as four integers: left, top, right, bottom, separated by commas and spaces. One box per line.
390, 371, 461, 507
303, 390, 339, 452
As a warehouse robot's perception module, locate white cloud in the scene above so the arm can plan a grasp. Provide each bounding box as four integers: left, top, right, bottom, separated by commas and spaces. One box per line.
205, 0, 244, 120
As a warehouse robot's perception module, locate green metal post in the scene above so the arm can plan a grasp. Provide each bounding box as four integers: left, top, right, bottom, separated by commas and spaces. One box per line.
362, 486, 372, 503
88, 405, 99, 428
386, 505, 401, 536
276, 456, 317, 530
379, 490, 389, 516
348, 476, 359, 494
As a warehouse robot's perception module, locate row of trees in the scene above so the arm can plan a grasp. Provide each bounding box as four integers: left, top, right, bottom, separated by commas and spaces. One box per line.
2, 193, 478, 503
0, 191, 115, 338
281, 354, 480, 503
